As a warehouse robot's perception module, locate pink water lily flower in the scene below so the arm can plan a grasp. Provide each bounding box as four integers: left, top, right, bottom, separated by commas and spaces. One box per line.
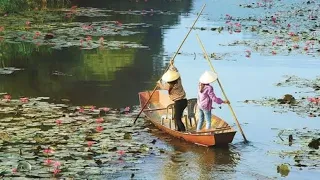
43, 148, 54, 154
53, 168, 61, 175
53, 161, 61, 168
56, 119, 62, 125
12, 168, 17, 174
117, 150, 125, 156
3, 94, 11, 102
78, 107, 84, 113
90, 106, 96, 111
44, 159, 53, 166
87, 141, 95, 147
96, 117, 104, 123
100, 107, 110, 112
96, 126, 103, 132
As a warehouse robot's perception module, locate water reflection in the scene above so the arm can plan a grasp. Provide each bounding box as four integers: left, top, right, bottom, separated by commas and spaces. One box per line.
0, 0, 193, 108
149, 128, 239, 179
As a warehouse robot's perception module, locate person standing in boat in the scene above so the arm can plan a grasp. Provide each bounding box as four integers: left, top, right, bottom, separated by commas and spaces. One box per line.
157, 60, 187, 132
197, 71, 229, 131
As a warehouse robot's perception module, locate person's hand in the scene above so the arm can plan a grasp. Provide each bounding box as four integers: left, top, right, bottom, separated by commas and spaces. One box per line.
224, 100, 230, 104
156, 80, 161, 85
169, 59, 174, 66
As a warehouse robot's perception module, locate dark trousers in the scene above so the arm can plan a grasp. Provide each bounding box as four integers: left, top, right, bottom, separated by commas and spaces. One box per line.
174, 99, 187, 131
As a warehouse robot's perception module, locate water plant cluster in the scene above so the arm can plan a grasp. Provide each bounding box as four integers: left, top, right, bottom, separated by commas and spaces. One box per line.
0, 94, 164, 178
244, 75, 320, 118
195, 0, 320, 58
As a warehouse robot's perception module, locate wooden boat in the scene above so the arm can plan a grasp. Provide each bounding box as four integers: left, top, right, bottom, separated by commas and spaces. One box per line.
138, 90, 236, 146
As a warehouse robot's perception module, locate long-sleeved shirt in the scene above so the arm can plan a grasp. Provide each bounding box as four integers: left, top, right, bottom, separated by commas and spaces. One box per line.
197, 84, 223, 110
158, 65, 186, 101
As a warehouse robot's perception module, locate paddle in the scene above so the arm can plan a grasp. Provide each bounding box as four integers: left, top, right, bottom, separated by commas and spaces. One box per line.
133, 4, 207, 124
195, 34, 248, 142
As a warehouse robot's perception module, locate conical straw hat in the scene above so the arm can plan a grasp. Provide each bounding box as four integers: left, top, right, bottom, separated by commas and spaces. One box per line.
199, 71, 218, 84
162, 70, 180, 82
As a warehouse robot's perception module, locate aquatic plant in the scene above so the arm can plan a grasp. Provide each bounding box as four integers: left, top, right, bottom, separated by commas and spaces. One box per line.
0, 0, 70, 13
0, 95, 162, 178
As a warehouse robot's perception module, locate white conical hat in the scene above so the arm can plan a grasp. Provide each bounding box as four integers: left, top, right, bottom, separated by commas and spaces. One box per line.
199, 71, 218, 84
161, 70, 180, 82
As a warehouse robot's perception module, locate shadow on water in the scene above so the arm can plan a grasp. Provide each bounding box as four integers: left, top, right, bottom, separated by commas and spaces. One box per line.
141, 123, 240, 179
0, 0, 193, 108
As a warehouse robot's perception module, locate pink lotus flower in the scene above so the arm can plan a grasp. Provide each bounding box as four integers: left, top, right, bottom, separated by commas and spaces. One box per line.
90, 106, 96, 111
96, 117, 104, 123
53, 161, 61, 168
4, 94, 11, 99
100, 107, 110, 112
288, 32, 295, 36
43, 148, 54, 154
124, 106, 130, 112
96, 126, 103, 132
26, 21, 31, 26
56, 119, 62, 125
44, 159, 53, 166
53, 168, 61, 175
0, 26, 4, 32
87, 141, 95, 147
3, 94, 11, 102
12, 168, 17, 174
78, 107, 84, 113
117, 150, 125, 156
307, 97, 319, 104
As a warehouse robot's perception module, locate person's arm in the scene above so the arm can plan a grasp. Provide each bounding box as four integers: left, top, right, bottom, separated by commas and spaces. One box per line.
207, 86, 224, 104
157, 80, 170, 90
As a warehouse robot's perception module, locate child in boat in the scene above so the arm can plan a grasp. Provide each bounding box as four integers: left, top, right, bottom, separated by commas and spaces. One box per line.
157, 60, 187, 132
197, 71, 229, 131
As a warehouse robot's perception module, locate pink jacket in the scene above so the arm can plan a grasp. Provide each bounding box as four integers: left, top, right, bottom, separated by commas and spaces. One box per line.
197, 84, 223, 110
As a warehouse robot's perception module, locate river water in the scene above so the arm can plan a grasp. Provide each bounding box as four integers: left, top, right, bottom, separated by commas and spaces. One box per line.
1, 0, 320, 179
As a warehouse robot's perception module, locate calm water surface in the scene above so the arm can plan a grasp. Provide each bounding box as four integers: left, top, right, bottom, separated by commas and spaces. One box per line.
1, 0, 320, 179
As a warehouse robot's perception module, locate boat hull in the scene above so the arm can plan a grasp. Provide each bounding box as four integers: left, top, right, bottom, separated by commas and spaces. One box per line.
139, 90, 236, 146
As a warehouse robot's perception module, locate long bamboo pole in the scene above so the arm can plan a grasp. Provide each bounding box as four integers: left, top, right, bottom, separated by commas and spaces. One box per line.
133, 4, 207, 124
196, 34, 248, 142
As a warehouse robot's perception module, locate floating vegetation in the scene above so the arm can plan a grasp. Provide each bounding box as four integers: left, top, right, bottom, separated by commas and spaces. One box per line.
275, 75, 320, 93
190, 0, 320, 57
0, 7, 151, 51
269, 128, 320, 170
0, 94, 163, 178
244, 93, 320, 118
244, 75, 320, 117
